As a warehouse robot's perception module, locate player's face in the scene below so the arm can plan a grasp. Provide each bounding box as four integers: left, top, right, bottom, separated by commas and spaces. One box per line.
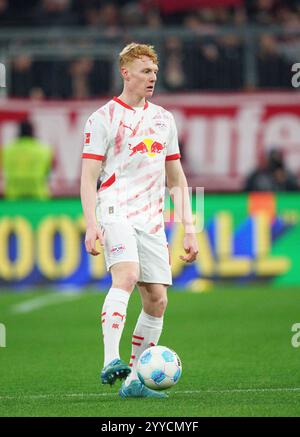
125, 56, 158, 98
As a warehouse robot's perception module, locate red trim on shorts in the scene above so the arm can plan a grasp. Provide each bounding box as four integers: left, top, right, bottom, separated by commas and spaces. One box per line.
166, 153, 181, 161
82, 153, 105, 160
99, 173, 116, 191
113, 96, 149, 111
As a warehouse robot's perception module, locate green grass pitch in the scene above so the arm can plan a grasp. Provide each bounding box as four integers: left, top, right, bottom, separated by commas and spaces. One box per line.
0, 286, 300, 417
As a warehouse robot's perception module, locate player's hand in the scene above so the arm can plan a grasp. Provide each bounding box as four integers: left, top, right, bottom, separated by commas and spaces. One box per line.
85, 225, 104, 256
180, 233, 198, 263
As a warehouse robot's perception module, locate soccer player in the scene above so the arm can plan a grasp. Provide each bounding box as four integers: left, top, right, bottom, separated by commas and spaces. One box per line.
80, 43, 198, 398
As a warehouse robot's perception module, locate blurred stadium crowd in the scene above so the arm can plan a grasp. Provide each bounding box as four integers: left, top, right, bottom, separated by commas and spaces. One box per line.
2, 0, 300, 29
1, 0, 299, 98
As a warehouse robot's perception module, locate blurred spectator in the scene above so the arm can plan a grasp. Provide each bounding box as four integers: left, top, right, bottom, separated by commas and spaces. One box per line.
0, 0, 299, 29
100, 2, 120, 34
12, 56, 113, 99
233, 6, 248, 26
67, 58, 95, 98
3, 0, 300, 96
217, 34, 243, 89
0, 0, 14, 26
10, 55, 40, 98
33, 60, 68, 99
247, 0, 278, 25
144, 8, 162, 28
162, 37, 186, 91
62, 57, 112, 98
244, 148, 299, 192
257, 34, 291, 88
267, 148, 299, 191
194, 43, 223, 90
83, 5, 102, 28
244, 156, 276, 192
2, 121, 53, 199
121, 2, 143, 27
33, 0, 79, 26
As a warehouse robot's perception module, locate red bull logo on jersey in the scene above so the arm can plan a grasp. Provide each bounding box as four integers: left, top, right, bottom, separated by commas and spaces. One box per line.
129, 138, 165, 157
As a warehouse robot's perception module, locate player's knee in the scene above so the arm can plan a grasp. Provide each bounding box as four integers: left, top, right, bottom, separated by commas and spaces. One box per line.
151, 294, 168, 315
116, 271, 139, 292
159, 295, 168, 313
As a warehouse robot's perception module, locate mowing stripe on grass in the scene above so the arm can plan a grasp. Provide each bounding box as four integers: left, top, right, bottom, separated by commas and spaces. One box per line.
10, 292, 82, 314
1, 387, 300, 401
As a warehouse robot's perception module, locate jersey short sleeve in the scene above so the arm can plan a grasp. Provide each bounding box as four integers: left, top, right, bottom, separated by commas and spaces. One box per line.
82, 111, 109, 160
166, 113, 181, 161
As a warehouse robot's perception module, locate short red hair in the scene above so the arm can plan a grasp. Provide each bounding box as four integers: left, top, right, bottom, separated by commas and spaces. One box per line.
119, 43, 158, 68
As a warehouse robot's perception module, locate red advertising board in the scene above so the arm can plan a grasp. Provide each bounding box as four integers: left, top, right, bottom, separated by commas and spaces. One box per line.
155, 0, 243, 14
0, 92, 300, 195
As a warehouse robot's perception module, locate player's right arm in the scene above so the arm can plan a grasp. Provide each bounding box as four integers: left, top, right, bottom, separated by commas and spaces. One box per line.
80, 158, 104, 256
81, 110, 108, 255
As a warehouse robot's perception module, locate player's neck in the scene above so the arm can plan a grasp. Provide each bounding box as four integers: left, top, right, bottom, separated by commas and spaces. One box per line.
117, 92, 145, 109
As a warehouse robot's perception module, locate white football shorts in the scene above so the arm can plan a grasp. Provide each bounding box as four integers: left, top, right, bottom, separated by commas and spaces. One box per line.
100, 220, 172, 286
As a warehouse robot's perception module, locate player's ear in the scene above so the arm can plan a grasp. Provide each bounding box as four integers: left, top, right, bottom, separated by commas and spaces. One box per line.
120, 66, 130, 81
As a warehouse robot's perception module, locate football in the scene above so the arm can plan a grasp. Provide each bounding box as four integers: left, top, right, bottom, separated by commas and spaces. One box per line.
137, 345, 182, 390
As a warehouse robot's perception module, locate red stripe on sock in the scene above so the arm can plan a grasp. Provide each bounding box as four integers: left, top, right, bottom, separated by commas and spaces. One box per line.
149, 342, 156, 347
132, 335, 144, 340
101, 312, 106, 316
131, 355, 136, 359
129, 363, 133, 367
132, 342, 141, 346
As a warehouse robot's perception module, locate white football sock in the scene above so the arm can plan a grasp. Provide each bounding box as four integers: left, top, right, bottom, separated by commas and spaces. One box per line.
125, 309, 164, 386
101, 287, 130, 367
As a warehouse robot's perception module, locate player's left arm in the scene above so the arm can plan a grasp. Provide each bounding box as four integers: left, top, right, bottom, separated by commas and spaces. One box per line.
165, 159, 199, 263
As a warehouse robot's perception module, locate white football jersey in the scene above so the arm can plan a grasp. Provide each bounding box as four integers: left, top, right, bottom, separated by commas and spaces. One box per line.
82, 97, 181, 234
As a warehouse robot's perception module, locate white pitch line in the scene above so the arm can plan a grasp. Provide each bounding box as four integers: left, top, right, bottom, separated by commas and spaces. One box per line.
10, 292, 82, 314
1, 387, 300, 401
0, 393, 113, 401
179, 388, 300, 394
